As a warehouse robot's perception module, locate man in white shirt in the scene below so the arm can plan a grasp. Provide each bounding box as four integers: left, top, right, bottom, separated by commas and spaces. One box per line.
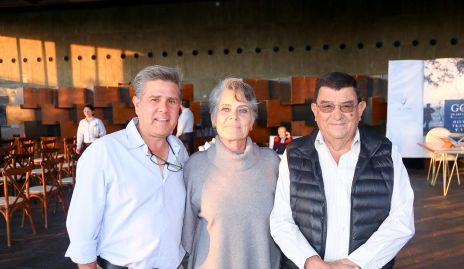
176, 99, 194, 154
65, 65, 189, 269
76, 104, 106, 155
270, 72, 415, 269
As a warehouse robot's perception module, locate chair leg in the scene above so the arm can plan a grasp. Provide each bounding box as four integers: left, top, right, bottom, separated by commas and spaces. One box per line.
24, 205, 37, 235
42, 200, 48, 229
6, 214, 11, 247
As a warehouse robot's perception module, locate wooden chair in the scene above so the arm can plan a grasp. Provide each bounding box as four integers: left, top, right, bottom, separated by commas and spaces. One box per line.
17, 138, 34, 154
1, 165, 37, 247
60, 143, 77, 191
61, 138, 76, 177
27, 156, 67, 229
0, 138, 16, 147
0, 145, 16, 170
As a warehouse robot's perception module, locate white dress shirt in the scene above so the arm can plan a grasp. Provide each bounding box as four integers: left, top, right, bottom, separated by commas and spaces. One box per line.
76, 117, 106, 150
65, 118, 188, 269
270, 129, 415, 269
176, 108, 194, 137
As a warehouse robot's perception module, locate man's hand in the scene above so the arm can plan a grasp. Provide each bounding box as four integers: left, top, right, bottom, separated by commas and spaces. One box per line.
304, 256, 361, 269
76, 148, 81, 155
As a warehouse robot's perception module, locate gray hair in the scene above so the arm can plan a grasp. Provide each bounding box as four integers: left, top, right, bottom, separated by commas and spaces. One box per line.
209, 78, 258, 125
132, 65, 182, 98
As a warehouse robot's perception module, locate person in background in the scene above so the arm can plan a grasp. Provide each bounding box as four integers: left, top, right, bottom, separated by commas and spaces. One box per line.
66, 65, 188, 269
76, 104, 106, 155
270, 72, 414, 269
273, 125, 292, 154
182, 78, 281, 269
176, 99, 195, 155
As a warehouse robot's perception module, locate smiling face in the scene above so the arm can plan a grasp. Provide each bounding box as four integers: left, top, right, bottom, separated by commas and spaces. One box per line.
213, 89, 254, 146
311, 86, 366, 145
132, 79, 180, 141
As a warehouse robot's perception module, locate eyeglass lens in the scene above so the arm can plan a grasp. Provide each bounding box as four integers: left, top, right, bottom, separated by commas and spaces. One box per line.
318, 102, 356, 113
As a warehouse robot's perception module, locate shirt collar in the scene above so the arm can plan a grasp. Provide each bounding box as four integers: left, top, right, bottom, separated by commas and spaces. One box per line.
125, 117, 181, 155
315, 128, 360, 150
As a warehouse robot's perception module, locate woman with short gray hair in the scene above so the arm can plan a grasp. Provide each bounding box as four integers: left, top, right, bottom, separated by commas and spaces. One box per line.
182, 78, 281, 268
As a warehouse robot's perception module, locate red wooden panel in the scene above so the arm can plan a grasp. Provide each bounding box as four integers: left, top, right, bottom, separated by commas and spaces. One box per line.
249, 123, 271, 146
59, 120, 78, 138
93, 86, 120, 107
290, 121, 316, 136
57, 87, 87, 108
244, 79, 270, 101
40, 103, 70, 125
111, 102, 136, 124
306, 76, 317, 101
291, 76, 308, 104
22, 87, 54, 109
182, 83, 194, 101
6, 104, 38, 124
257, 100, 292, 127
190, 101, 202, 125
371, 96, 387, 125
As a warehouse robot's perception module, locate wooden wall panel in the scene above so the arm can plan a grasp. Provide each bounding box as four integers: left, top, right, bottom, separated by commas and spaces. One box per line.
190, 101, 202, 125
354, 75, 373, 99
59, 120, 78, 138
244, 79, 270, 101
93, 86, 120, 107
6, 104, 38, 124
291, 121, 316, 136
306, 76, 317, 101
57, 87, 87, 108
111, 102, 135, 124
257, 100, 292, 127
40, 103, 70, 125
291, 76, 309, 104
182, 83, 194, 101
269, 79, 291, 104
371, 96, 387, 125
292, 103, 315, 124
249, 123, 271, 146
22, 87, 54, 109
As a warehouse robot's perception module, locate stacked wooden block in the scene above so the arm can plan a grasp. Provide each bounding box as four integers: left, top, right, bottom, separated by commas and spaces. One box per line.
244, 75, 387, 146
5, 83, 195, 139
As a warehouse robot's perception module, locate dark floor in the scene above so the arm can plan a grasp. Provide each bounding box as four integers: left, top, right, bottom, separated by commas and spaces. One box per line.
0, 169, 463, 269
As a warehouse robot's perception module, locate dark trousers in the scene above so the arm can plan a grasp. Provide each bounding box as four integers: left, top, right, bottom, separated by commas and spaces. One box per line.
179, 132, 194, 155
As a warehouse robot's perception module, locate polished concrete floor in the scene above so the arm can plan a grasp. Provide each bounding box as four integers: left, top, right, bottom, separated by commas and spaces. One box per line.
0, 168, 463, 269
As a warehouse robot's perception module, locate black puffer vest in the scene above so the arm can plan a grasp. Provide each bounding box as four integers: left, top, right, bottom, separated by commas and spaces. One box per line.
280, 128, 395, 269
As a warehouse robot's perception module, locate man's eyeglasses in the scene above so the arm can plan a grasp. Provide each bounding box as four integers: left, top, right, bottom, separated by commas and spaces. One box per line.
147, 140, 183, 172
316, 102, 358, 113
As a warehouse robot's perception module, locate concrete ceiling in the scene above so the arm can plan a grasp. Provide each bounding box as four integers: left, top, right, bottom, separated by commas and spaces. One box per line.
0, 0, 212, 12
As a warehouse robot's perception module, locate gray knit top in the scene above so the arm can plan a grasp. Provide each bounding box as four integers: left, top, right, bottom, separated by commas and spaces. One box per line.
182, 136, 281, 269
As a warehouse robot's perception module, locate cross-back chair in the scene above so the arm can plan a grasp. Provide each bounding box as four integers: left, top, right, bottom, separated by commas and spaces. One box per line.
27, 156, 67, 229
1, 164, 37, 247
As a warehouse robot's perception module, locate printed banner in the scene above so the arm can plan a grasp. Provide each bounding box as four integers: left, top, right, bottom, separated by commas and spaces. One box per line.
444, 99, 464, 133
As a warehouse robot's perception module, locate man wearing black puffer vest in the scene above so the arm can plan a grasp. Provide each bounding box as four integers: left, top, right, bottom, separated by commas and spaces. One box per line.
270, 72, 414, 269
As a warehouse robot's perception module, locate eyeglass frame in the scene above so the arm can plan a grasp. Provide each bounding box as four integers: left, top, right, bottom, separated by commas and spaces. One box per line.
314, 100, 360, 113
147, 140, 183, 172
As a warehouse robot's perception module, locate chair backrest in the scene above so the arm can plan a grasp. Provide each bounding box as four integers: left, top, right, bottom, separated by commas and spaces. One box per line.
7, 153, 34, 169
20, 141, 36, 155
40, 138, 57, 149
425, 127, 451, 144
2, 165, 33, 211
0, 145, 16, 168
39, 157, 62, 194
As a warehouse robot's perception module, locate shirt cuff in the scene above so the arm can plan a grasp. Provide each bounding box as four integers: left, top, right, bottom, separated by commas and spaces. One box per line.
295, 249, 319, 269
65, 240, 98, 264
